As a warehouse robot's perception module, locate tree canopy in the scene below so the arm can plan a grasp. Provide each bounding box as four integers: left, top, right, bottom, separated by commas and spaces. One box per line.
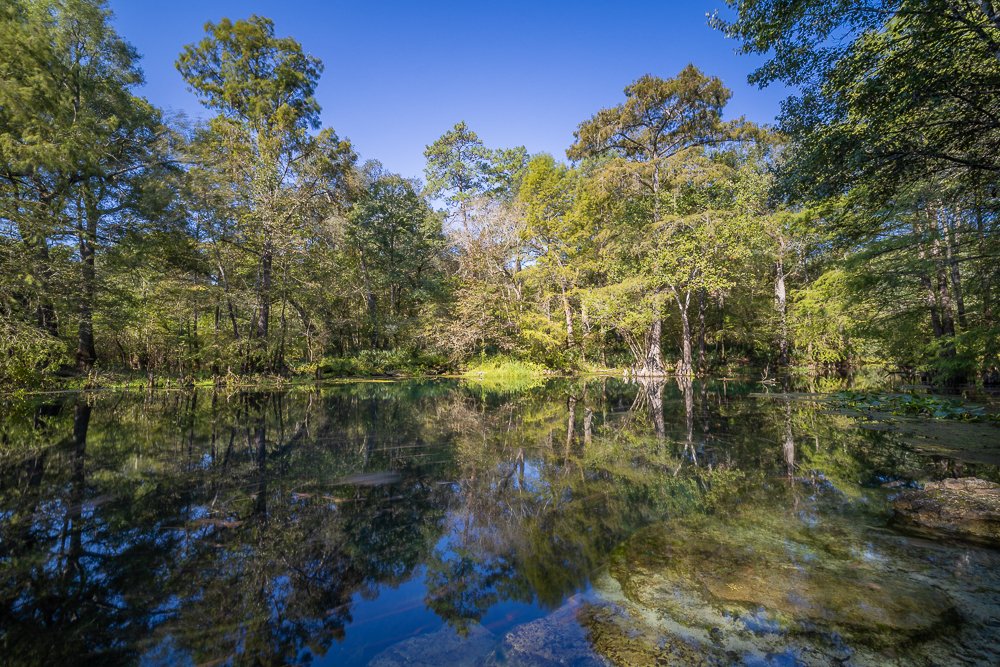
1, 0, 997, 387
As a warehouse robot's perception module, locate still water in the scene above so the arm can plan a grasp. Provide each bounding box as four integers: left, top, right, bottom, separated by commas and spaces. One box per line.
2, 377, 1000, 665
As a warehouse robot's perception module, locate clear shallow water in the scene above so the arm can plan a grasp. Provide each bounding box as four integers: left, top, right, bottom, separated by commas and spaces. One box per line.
2, 378, 1000, 665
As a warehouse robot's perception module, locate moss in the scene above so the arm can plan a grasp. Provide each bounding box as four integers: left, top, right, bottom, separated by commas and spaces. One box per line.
579, 603, 726, 667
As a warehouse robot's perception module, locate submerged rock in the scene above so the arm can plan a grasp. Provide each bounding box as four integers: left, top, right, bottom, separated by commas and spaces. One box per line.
892, 477, 1000, 547
368, 605, 610, 667
368, 623, 496, 667
597, 514, 957, 662
488, 602, 610, 667
578, 603, 728, 667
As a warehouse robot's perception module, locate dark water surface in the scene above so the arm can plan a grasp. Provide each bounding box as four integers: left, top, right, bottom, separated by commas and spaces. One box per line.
3, 378, 1000, 665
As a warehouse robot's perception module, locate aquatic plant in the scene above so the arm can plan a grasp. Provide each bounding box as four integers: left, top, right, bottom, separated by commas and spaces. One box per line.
830, 391, 998, 423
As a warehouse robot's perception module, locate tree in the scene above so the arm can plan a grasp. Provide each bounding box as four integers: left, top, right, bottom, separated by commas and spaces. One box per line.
714, 1, 1000, 196
344, 163, 446, 349
177, 15, 334, 371
568, 66, 750, 375
423, 122, 493, 230
518, 155, 583, 353
717, 0, 1000, 382
0, 0, 168, 372
424, 123, 532, 360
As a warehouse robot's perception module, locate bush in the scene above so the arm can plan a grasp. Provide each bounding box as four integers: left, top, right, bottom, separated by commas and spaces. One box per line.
297, 348, 453, 379
0, 319, 66, 387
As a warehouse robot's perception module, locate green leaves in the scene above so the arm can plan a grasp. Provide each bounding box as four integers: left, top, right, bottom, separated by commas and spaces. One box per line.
423, 122, 493, 207
720, 0, 1000, 199
423, 122, 529, 213
176, 15, 322, 134
567, 65, 742, 169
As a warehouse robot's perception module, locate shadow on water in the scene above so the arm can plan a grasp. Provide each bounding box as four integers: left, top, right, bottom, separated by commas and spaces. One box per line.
1, 377, 999, 665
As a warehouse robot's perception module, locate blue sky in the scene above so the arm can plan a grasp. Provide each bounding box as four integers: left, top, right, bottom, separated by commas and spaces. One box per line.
109, 0, 789, 181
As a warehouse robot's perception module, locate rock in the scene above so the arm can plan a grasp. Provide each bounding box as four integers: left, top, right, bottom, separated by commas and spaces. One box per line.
488, 602, 610, 667
892, 477, 1000, 547
608, 515, 956, 649
578, 603, 724, 667
368, 623, 496, 667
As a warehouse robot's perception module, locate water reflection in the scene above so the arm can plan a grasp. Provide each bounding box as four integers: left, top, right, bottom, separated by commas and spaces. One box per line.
0, 378, 998, 665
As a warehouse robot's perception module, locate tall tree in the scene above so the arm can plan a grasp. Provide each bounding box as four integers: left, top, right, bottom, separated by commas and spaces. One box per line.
717, 0, 1000, 381
423, 122, 493, 230
177, 15, 331, 371
714, 0, 1000, 195
567, 66, 747, 375
0, 0, 167, 371
518, 155, 583, 353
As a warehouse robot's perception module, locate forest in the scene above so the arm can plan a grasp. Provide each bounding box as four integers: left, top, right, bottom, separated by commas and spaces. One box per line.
2, 0, 999, 388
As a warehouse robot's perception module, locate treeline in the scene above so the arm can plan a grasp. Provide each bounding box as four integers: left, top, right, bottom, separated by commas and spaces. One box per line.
1, 0, 998, 386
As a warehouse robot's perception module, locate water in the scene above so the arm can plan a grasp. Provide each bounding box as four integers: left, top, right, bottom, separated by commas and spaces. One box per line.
2, 378, 1000, 665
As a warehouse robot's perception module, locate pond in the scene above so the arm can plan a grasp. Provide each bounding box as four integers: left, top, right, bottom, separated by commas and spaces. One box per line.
2, 377, 1000, 665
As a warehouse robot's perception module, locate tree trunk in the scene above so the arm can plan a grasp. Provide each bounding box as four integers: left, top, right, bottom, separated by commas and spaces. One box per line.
670, 286, 694, 377
678, 305, 693, 377
976, 205, 994, 327
924, 203, 962, 383
565, 394, 576, 460
638, 315, 665, 375
359, 253, 378, 348
678, 375, 695, 464
944, 210, 968, 331
775, 253, 789, 366
214, 258, 241, 340
697, 288, 707, 375
249, 242, 273, 372
915, 215, 944, 337
65, 402, 91, 580
15, 184, 61, 338
76, 192, 99, 370
22, 234, 60, 337
560, 280, 574, 349
932, 233, 956, 337
256, 244, 273, 341
783, 398, 795, 477
646, 379, 666, 440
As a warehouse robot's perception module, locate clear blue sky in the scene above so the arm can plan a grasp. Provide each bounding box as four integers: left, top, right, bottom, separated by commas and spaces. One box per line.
109, 0, 788, 181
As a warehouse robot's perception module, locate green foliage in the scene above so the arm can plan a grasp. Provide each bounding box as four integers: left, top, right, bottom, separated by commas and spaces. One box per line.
716, 1, 1000, 385
297, 349, 452, 378
790, 268, 876, 367
715, 0, 1000, 199
2, 1, 997, 390
344, 165, 448, 348
462, 355, 549, 377
562, 66, 768, 375
177, 15, 322, 132
0, 318, 66, 386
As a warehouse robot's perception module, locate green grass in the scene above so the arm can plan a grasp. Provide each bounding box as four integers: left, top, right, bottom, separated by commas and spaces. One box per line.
461, 356, 551, 393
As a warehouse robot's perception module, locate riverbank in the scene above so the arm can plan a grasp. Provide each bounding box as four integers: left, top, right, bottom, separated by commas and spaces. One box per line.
4, 354, 627, 396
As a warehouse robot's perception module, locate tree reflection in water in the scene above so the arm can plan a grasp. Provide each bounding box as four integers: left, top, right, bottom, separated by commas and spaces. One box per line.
1, 378, 998, 665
